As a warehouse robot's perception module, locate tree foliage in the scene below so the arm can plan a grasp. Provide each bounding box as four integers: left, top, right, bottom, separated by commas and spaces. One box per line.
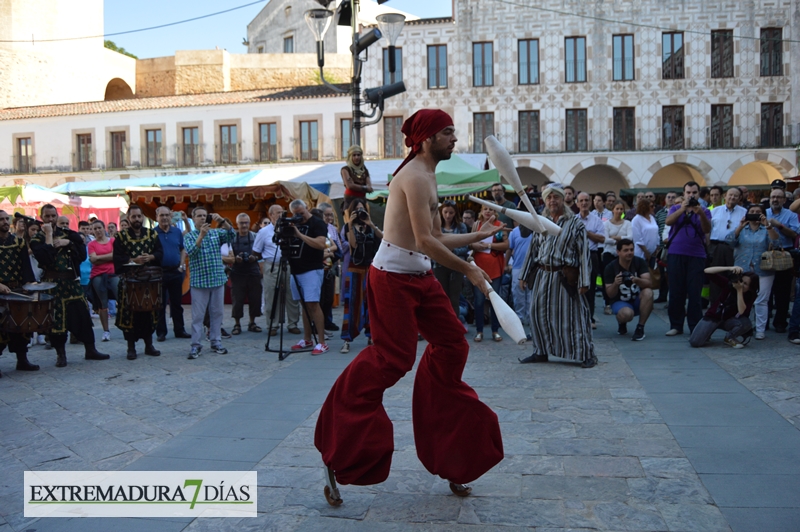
104, 40, 138, 59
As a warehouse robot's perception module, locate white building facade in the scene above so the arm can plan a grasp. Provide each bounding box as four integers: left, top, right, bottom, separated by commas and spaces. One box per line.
0, 87, 351, 187
355, 0, 798, 191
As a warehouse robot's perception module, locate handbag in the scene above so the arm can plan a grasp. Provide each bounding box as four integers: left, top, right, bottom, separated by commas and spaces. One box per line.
760, 244, 794, 272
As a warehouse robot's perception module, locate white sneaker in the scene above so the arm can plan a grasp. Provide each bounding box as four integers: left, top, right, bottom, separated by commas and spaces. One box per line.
102, 331, 111, 342
324, 331, 333, 340
754, 331, 766, 340
665, 329, 682, 336
340, 341, 350, 354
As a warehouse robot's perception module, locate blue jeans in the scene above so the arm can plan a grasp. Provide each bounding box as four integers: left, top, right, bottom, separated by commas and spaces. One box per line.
788, 277, 800, 333
474, 276, 502, 333
667, 253, 706, 332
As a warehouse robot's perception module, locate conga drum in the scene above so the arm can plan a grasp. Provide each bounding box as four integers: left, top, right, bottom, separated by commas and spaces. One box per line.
124, 265, 163, 312
0, 292, 55, 334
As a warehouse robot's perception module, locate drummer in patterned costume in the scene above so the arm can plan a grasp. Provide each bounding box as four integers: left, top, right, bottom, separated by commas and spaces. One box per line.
113, 205, 163, 360
519, 184, 598, 368
0, 210, 39, 376
30, 204, 110, 368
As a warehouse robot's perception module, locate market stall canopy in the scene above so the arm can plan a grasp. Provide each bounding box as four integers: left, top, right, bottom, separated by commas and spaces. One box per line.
50, 174, 233, 197
368, 154, 501, 199
128, 181, 331, 223
47, 155, 490, 200
0, 185, 128, 229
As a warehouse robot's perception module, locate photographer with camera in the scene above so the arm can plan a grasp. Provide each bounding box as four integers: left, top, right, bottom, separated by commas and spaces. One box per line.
689, 266, 758, 349
340, 198, 382, 354
184, 207, 233, 359
727, 204, 780, 340
281, 199, 330, 355
253, 205, 302, 336
604, 239, 653, 341
229, 213, 262, 335
664, 181, 711, 336
765, 187, 798, 333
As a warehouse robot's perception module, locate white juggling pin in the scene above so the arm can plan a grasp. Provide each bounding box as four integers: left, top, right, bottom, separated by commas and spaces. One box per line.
469, 195, 542, 234
483, 135, 561, 236
484, 280, 526, 345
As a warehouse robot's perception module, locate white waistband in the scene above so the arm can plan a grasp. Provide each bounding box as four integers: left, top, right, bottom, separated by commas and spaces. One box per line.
371, 240, 431, 274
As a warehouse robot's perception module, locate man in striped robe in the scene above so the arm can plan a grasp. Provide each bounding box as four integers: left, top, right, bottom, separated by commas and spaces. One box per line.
519, 184, 597, 368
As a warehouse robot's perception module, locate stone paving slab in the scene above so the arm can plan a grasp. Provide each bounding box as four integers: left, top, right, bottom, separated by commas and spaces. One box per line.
2, 302, 800, 530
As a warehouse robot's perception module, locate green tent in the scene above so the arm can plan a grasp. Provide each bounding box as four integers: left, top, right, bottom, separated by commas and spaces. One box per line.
368, 154, 507, 199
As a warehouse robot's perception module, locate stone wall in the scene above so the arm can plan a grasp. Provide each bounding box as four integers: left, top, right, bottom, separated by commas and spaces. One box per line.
136, 50, 351, 97
135, 56, 176, 98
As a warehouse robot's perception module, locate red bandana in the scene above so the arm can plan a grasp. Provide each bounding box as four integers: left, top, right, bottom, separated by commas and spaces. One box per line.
392, 109, 454, 176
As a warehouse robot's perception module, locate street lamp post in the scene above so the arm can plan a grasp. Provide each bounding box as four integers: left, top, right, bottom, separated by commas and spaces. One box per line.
305, 0, 406, 148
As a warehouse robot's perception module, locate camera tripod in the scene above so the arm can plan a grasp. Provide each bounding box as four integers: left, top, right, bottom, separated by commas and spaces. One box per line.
264, 252, 317, 360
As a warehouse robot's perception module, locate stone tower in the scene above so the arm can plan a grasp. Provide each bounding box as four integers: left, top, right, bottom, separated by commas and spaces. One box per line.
0, 0, 136, 109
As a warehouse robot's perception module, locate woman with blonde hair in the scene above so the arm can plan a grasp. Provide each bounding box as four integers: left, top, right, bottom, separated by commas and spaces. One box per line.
341, 145, 373, 212
469, 203, 509, 342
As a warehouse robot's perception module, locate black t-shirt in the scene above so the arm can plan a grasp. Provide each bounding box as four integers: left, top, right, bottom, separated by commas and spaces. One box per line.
288, 215, 328, 275
603, 256, 649, 304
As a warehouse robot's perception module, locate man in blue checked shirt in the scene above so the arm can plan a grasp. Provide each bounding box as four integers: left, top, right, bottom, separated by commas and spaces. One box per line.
185, 206, 233, 359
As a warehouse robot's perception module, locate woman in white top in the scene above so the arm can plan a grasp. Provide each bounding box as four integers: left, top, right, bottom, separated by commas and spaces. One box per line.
631, 199, 660, 264
602, 200, 633, 314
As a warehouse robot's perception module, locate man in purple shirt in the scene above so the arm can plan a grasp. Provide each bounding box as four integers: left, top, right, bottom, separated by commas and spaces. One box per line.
664, 181, 711, 336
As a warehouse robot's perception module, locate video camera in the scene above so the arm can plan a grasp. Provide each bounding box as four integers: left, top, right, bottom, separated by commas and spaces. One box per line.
272, 212, 305, 247
526, 185, 542, 201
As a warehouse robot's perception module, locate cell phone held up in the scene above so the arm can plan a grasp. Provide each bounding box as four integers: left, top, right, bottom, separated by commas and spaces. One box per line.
205, 213, 214, 226
745, 213, 762, 222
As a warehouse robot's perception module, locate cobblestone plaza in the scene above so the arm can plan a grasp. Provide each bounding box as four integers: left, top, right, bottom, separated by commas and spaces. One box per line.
1, 302, 799, 531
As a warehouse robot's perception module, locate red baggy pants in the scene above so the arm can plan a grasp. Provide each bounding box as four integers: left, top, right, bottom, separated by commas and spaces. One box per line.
314, 268, 504, 486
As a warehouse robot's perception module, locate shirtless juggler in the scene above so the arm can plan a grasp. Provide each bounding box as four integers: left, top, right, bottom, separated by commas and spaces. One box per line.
314, 109, 505, 505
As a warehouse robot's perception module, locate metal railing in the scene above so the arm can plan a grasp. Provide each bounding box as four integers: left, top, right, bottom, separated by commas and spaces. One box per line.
180, 144, 202, 167
216, 143, 241, 165
105, 146, 131, 169
10, 155, 34, 174
140, 146, 166, 168
72, 150, 95, 171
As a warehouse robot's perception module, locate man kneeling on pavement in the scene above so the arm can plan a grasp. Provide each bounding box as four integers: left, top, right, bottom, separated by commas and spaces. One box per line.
604, 238, 653, 341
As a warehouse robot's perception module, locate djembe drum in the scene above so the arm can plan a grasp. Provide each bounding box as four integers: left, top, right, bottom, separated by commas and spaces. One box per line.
124, 265, 163, 312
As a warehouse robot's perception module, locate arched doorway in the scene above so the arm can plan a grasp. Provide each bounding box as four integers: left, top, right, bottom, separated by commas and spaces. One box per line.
648, 163, 707, 189
570, 165, 629, 195
104, 78, 134, 101
728, 161, 784, 186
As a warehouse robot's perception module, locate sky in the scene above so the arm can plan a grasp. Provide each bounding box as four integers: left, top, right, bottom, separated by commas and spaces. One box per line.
104, 0, 452, 59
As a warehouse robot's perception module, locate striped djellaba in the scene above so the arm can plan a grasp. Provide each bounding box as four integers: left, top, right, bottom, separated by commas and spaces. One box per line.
521, 215, 595, 362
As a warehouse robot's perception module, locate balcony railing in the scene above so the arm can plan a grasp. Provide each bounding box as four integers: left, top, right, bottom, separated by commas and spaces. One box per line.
140, 146, 166, 168
10, 154, 34, 174
253, 141, 279, 163
105, 146, 131, 169
180, 144, 202, 167
216, 143, 241, 165
72, 150, 95, 171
